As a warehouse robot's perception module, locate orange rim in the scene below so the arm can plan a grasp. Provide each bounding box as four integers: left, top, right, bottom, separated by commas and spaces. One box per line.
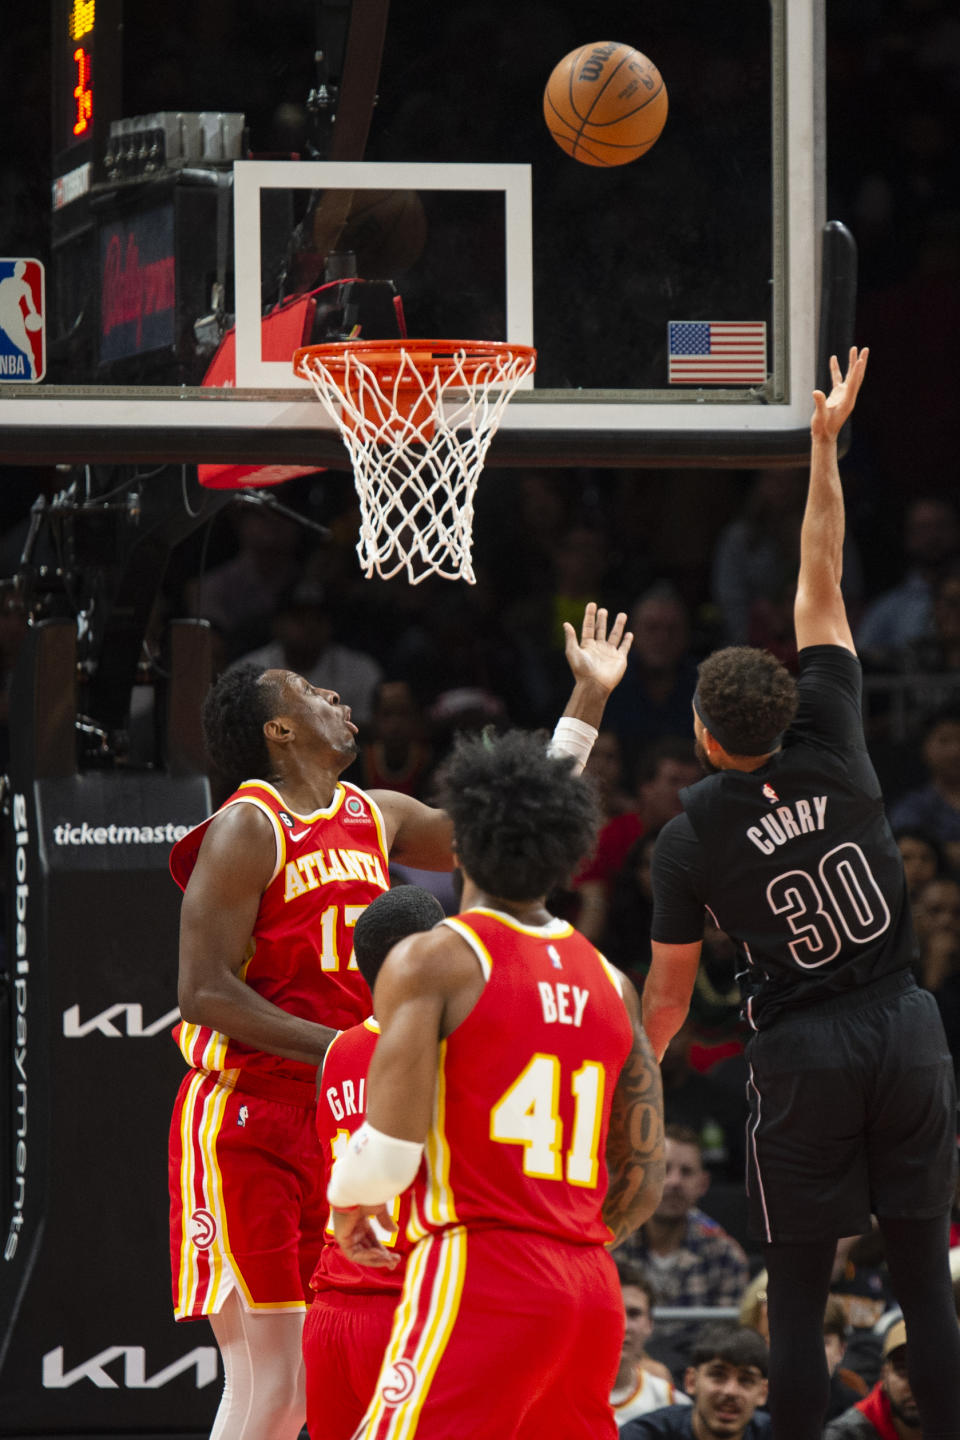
293, 339, 536, 385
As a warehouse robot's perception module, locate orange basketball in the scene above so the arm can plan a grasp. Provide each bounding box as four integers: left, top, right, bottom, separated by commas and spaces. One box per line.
543, 41, 668, 167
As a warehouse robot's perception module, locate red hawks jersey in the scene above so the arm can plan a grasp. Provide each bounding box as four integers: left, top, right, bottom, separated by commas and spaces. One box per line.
310, 1019, 411, 1296
409, 907, 633, 1248
169, 778, 389, 1086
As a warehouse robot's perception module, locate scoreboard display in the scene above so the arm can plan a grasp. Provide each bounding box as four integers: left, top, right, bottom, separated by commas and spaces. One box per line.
51, 0, 121, 190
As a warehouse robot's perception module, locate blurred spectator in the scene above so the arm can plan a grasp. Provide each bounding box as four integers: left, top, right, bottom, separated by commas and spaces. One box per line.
912, 874, 960, 1063
686, 923, 745, 1062
658, 1022, 747, 1184
894, 826, 948, 902
584, 729, 637, 821
576, 738, 700, 944
388, 580, 542, 724
738, 1270, 769, 1342
611, 1258, 692, 1425
888, 704, 960, 873
235, 584, 383, 732
600, 831, 659, 979
902, 560, 960, 676
824, 1295, 871, 1422
912, 874, 960, 993
856, 497, 960, 667
617, 1126, 750, 1381
823, 1319, 919, 1439
712, 468, 863, 649
830, 1227, 895, 1390
602, 587, 701, 796
505, 520, 617, 717
358, 680, 435, 798
619, 1322, 770, 1440
184, 507, 304, 659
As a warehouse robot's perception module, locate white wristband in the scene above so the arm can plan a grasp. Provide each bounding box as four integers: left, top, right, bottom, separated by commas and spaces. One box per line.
549, 716, 599, 775
326, 1121, 424, 1210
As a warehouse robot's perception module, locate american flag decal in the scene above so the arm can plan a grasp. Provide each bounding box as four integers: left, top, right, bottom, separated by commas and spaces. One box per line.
668, 320, 767, 385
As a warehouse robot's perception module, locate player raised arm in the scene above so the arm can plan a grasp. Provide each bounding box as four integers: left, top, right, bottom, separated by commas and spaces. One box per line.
793, 346, 869, 654
371, 601, 633, 866
603, 973, 666, 1244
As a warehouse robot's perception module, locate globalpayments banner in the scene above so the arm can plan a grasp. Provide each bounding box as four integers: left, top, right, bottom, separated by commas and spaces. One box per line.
0, 769, 219, 1437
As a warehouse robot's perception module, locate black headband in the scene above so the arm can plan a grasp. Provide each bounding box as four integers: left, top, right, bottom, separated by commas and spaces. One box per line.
693, 688, 783, 758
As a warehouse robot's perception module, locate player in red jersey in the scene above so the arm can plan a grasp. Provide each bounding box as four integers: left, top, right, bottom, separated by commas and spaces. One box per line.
329, 729, 666, 1440
304, 885, 445, 1440
168, 603, 633, 1440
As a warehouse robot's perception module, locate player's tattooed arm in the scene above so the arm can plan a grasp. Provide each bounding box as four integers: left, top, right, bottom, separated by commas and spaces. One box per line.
603, 976, 665, 1246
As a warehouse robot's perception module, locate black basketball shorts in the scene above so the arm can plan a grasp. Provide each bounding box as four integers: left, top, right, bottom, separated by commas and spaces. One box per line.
744, 970, 958, 1245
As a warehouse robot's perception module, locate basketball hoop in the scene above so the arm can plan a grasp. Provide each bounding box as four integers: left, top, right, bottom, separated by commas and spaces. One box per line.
293, 339, 536, 584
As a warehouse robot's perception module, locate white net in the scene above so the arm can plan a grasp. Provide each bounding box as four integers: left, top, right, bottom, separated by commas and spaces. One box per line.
296, 342, 536, 584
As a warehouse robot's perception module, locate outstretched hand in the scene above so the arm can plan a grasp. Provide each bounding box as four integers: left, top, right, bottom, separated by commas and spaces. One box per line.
562, 602, 633, 695
811, 345, 869, 441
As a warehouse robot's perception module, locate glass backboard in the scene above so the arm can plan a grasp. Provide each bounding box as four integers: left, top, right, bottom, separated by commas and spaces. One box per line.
0, 0, 834, 467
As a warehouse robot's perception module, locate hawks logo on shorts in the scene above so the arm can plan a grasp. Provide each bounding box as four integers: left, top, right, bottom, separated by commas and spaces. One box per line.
380, 1359, 418, 1406
189, 1209, 218, 1248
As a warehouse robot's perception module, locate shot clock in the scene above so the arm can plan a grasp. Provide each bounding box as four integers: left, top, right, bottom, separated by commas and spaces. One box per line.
51, 0, 121, 187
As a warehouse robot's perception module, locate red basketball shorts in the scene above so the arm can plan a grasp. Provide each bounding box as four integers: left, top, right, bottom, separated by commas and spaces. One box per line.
169, 1067, 326, 1319
355, 1226, 623, 1439
303, 1289, 401, 1440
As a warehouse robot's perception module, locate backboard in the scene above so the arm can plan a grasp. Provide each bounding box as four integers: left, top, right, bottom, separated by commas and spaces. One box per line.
0, 0, 835, 468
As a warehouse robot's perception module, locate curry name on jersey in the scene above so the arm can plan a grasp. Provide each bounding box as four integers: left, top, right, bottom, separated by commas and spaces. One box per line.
409, 908, 633, 1247
169, 779, 389, 1085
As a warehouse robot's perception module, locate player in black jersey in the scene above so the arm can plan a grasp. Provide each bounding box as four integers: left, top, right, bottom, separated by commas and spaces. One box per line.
642, 348, 960, 1440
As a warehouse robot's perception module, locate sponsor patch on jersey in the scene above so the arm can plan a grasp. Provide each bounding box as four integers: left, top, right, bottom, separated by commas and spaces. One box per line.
342, 794, 370, 823
762, 782, 779, 804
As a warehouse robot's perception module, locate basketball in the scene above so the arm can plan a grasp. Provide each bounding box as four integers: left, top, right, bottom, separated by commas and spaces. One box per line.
25, 313, 42, 331
543, 41, 668, 167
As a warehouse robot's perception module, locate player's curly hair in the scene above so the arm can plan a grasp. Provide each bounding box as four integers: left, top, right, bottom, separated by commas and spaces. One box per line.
352, 886, 445, 991
201, 663, 285, 788
696, 647, 797, 755
436, 729, 600, 902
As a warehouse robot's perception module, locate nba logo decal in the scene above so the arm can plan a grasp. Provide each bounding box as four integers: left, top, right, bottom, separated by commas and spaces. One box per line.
762, 783, 780, 804
0, 259, 46, 382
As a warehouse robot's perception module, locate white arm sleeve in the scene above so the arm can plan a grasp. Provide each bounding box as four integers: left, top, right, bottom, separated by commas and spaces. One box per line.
326, 1121, 424, 1209
549, 716, 598, 775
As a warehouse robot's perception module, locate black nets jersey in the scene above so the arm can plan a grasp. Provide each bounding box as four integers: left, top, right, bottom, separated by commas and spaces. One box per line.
651, 646, 916, 1030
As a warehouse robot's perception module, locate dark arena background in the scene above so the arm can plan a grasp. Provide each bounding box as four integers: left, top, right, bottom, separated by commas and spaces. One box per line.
1, 1, 959, 1436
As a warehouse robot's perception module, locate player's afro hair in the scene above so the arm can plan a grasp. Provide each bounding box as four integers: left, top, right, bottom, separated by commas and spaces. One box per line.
696, 647, 797, 756
435, 728, 600, 902
201, 663, 284, 788
352, 885, 446, 991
